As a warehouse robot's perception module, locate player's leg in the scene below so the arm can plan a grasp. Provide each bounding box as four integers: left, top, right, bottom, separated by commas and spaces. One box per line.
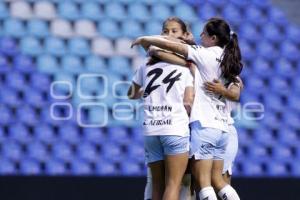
161, 135, 189, 200
144, 167, 153, 200
149, 160, 165, 200
189, 124, 219, 200
144, 136, 165, 200
212, 132, 240, 200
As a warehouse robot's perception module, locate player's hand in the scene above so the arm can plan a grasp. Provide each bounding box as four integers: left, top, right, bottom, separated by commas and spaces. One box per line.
131, 37, 144, 48
204, 79, 226, 95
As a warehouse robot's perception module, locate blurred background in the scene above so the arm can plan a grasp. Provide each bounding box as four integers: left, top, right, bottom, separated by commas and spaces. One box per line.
0, 0, 299, 199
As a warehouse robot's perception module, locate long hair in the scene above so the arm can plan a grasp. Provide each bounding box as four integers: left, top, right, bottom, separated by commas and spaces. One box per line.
205, 17, 243, 83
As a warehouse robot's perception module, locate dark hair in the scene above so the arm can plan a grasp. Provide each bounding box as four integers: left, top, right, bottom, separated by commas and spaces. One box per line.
205, 17, 243, 83
162, 17, 188, 33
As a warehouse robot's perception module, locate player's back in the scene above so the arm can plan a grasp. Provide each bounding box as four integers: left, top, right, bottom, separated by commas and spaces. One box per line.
141, 62, 193, 136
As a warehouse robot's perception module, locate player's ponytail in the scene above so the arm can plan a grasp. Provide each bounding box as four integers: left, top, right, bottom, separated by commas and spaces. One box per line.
205, 17, 243, 83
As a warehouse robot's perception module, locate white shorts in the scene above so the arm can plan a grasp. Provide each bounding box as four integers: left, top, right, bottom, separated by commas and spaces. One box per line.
222, 125, 238, 175
190, 121, 228, 160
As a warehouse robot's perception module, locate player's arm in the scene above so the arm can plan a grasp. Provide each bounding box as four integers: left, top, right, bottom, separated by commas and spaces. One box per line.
148, 46, 196, 77
132, 36, 189, 58
127, 82, 143, 99
204, 79, 242, 101
183, 86, 194, 116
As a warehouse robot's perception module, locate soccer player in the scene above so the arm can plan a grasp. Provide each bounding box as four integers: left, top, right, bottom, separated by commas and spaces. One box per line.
127, 37, 194, 200
131, 17, 243, 200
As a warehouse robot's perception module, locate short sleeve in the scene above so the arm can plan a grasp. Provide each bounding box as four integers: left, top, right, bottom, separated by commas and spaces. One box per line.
187, 45, 206, 67
132, 64, 144, 86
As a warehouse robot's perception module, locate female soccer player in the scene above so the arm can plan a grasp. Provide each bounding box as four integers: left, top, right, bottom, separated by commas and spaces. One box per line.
131, 17, 242, 200
127, 36, 194, 200
141, 17, 196, 200
204, 77, 244, 184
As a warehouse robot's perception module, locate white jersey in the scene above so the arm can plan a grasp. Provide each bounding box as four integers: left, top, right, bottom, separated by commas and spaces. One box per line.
132, 62, 194, 136
187, 45, 229, 132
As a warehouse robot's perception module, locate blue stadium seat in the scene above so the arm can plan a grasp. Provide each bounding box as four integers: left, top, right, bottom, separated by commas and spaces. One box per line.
145, 21, 163, 35
262, 23, 282, 42
14, 55, 35, 73
5, 71, 27, 90
34, 123, 57, 144
239, 39, 255, 61
84, 55, 107, 73
253, 126, 277, 145
122, 20, 143, 38
20, 37, 42, 56
23, 88, 47, 108
287, 95, 300, 112
70, 159, 92, 175
262, 112, 282, 129
82, 128, 107, 144
81, 2, 103, 21
27, 19, 49, 38
37, 55, 60, 74
105, 3, 126, 21
27, 142, 48, 161
197, 3, 217, 21
77, 142, 98, 162
256, 40, 278, 61
274, 58, 295, 78
285, 25, 300, 44
151, 4, 171, 22
3, 18, 26, 38
277, 127, 300, 146
252, 0, 270, 9
283, 112, 300, 129
160, 0, 180, 6
9, 123, 32, 143
2, 140, 23, 161
174, 3, 197, 22
45, 159, 67, 175
131, 126, 144, 143
239, 23, 260, 43
102, 142, 124, 162
0, 2, 8, 19
269, 76, 290, 95
108, 56, 132, 77
19, 158, 41, 175
247, 144, 269, 161
98, 19, 121, 39
0, 159, 15, 174
290, 161, 300, 176
271, 144, 293, 162
266, 161, 288, 177
222, 4, 242, 25
251, 57, 272, 78
17, 105, 38, 125
107, 127, 130, 145
0, 54, 9, 70
244, 5, 267, 25
0, 37, 18, 56
244, 76, 266, 94
0, 87, 21, 107
120, 161, 143, 176
128, 3, 150, 22
52, 142, 74, 162
292, 77, 300, 94
280, 41, 299, 62
68, 38, 90, 56
127, 143, 144, 162
30, 73, 51, 92
45, 37, 67, 56
268, 7, 288, 26
263, 93, 284, 112
58, 2, 80, 20
62, 55, 83, 74
59, 123, 80, 144
95, 160, 117, 176
242, 160, 264, 177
